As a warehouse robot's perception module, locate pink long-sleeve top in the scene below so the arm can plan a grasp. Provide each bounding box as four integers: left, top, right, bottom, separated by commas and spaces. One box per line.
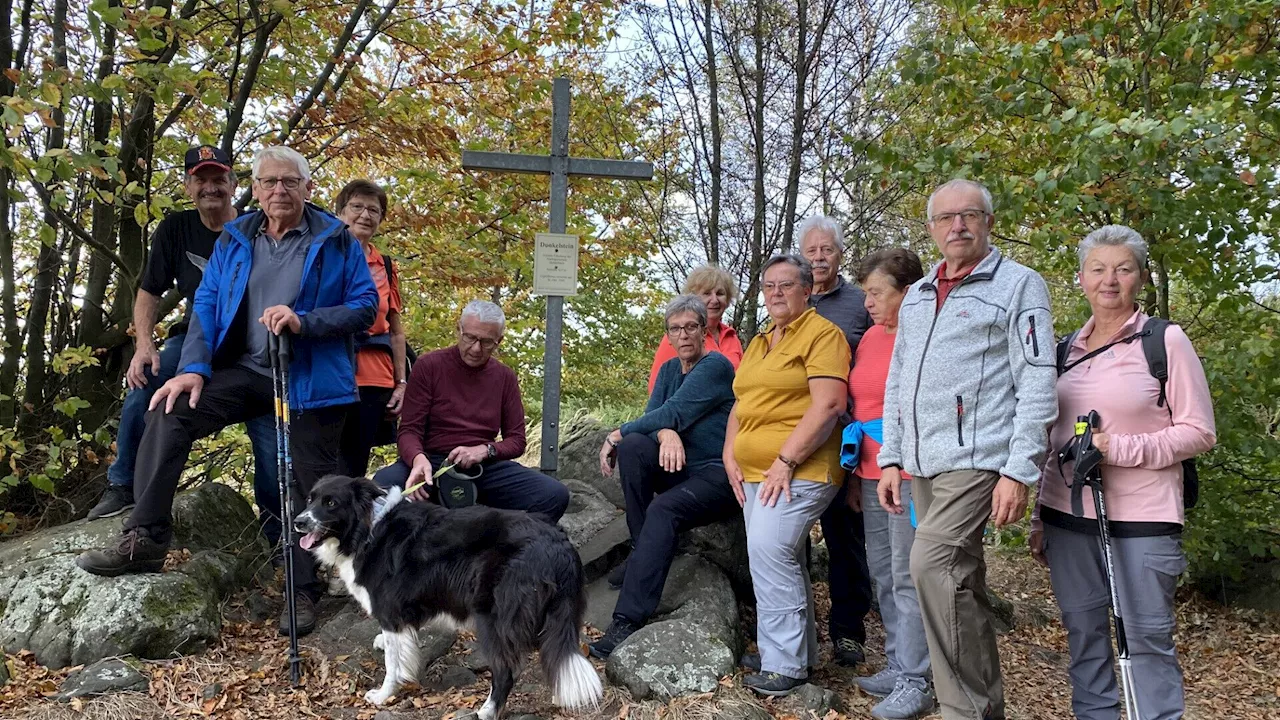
1036, 311, 1216, 530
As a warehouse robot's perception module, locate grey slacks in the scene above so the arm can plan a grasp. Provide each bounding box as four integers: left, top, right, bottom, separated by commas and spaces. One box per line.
743, 479, 839, 678
1043, 523, 1188, 720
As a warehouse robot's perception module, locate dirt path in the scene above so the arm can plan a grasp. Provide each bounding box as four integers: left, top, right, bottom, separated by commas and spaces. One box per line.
4, 548, 1277, 719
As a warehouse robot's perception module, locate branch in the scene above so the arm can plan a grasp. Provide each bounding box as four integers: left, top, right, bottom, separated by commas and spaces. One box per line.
25, 170, 132, 280
275, 0, 373, 144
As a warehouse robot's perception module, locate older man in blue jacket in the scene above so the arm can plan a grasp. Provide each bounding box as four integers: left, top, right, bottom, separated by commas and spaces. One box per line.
78, 146, 377, 636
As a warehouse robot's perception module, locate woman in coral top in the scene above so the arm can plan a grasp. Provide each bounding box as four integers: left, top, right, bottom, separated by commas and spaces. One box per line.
334, 180, 408, 476
647, 264, 743, 393
844, 249, 935, 719
1032, 226, 1215, 720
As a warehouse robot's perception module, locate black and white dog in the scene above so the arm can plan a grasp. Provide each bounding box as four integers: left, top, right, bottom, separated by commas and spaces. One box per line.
294, 475, 602, 718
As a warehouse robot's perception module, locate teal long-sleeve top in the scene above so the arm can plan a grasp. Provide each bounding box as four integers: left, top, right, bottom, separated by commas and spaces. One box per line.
620, 351, 735, 470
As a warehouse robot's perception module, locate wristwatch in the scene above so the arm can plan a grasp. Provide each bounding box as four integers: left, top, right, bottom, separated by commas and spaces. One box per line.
486, 443, 497, 459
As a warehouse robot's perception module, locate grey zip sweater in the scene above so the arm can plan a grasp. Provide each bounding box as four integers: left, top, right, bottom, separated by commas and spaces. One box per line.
878, 247, 1058, 485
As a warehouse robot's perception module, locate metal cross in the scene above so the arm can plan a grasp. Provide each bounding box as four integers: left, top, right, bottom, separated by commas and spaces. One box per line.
462, 77, 653, 478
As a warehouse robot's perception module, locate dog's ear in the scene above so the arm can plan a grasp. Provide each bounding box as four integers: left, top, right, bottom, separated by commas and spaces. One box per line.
353, 476, 384, 506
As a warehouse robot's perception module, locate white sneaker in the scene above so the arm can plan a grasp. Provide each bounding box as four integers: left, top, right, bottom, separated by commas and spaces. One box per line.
855, 667, 900, 698
871, 679, 936, 720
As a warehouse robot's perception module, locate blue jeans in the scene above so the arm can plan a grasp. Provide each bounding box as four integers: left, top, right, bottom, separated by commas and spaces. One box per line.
107, 334, 282, 545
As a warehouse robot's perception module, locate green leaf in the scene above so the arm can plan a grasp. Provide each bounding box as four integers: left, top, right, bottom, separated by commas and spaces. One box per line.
28, 474, 54, 494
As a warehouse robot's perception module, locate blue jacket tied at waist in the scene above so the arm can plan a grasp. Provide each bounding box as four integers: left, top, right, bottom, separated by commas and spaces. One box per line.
841, 418, 883, 471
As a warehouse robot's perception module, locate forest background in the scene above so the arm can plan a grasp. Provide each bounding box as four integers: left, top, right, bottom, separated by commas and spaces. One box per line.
0, 0, 1275, 596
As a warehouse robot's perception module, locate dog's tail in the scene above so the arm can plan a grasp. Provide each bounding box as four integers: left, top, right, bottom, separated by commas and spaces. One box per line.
539, 568, 602, 709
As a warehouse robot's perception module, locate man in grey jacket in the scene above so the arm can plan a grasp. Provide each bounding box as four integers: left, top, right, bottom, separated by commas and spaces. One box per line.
878, 179, 1057, 720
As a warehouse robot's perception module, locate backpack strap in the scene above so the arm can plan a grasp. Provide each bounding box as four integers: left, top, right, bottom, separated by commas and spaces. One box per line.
382, 252, 397, 289
1055, 330, 1081, 376
1141, 318, 1171, 410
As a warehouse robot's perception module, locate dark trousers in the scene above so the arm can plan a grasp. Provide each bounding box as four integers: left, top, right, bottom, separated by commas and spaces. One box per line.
612, 433, 739, 625
124, 366, 347, 600
338, 385, 395, 477
821, 480, 873, 644
372, 454, 570, 522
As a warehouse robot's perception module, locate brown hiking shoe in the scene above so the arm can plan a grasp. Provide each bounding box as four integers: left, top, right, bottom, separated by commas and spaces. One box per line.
278, 592, 317, 637
76, 528, 168, 577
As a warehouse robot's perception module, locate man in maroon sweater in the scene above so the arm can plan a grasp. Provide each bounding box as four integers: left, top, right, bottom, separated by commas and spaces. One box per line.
371, 301, 570, 521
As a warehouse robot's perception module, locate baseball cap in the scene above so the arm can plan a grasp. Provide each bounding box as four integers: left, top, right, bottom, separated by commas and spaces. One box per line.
184, 144, 232, 175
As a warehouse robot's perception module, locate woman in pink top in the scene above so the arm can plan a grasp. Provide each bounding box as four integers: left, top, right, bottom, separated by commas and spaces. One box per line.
647, 265, 743, 393
1031, 226, 1215, 720
845, 249, 936, 718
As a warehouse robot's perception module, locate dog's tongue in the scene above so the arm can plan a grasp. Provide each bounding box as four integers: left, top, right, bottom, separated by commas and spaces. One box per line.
299, 532, 321, 551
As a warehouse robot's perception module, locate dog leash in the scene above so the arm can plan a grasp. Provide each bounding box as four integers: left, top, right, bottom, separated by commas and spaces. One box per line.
402, 462, 456, 498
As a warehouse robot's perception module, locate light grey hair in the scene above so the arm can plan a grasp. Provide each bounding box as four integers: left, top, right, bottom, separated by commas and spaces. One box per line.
1077, 225, 1149, 271
460, 300, 506, 331
761, 253, 815, 289
664, 294, 708, 327
927, 178, 994, 219
252, 145, 311, 181
796, 215, 845, 254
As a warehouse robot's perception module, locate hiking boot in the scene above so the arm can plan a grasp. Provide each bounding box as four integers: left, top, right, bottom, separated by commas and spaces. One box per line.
87, 484, 135, 520
76, 528, 167, 576
607, 558, 629, 590
278, 593, 318, 637
856, 667, 900, 698
588, 617, 640, 660
743, 671, 805, 697
833, 636, 866, 666
871, 679, 936, 720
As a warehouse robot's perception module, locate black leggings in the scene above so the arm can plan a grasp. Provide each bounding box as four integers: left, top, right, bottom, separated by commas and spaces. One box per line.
338, 385, 396, 478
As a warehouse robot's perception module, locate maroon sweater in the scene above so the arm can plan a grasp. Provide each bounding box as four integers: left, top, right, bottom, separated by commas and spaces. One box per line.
396, 346, 528, 462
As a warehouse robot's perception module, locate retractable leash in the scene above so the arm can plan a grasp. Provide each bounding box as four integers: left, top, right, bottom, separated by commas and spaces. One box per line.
1058, 411, 1143, 720
269, 331, 303, 687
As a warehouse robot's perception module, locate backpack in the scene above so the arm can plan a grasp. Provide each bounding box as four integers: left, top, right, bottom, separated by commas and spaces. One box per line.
1054, 318, 1200, 509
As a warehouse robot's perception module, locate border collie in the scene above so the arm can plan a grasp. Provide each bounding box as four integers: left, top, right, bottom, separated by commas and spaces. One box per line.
294, 474, 602, 718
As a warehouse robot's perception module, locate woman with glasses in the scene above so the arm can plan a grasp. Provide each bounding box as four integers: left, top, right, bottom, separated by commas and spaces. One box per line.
587, 294, 739, 659
728, 254, 850, 697
334, 180, 408, 476
647, 265, 743, 394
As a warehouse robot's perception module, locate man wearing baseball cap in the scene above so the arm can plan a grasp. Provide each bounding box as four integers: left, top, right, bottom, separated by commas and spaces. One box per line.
88, 145, 283, 551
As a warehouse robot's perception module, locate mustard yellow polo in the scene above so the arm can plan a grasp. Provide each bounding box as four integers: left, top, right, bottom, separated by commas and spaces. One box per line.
732, 307, 851, 484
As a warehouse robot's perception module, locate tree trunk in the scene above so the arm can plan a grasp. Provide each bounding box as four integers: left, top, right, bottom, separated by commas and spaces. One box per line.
18, 0, 69, 429
780, 0, 808, 253
744, 0, 767, 339
700, 0, 722, 266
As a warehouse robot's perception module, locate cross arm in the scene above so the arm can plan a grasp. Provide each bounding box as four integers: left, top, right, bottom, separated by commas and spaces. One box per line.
461, 150, 553, 175
567, 157, 654, 180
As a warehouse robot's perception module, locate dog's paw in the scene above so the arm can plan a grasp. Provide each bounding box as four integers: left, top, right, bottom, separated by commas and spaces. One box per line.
363, 688, 393, 706
373, 632, 385, 650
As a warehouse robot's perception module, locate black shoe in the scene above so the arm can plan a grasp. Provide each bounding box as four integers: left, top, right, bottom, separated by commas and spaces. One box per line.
87, 484, 135, 520
834, 636, 866, 666
741, 652, 813, 677
279, 593, 318, 637
743, 671, 805, 697
76, 528, 167, 576
588, 617, 641, 660
607, 558, 629, 590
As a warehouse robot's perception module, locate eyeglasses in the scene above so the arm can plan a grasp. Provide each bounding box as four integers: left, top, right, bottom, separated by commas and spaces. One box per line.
459, 331, 500, 351
666, 323, 704, 337
762, 281, 800, 294
929, 209, 988, 226
256, 176, 304, 191
345, 203, 382, 220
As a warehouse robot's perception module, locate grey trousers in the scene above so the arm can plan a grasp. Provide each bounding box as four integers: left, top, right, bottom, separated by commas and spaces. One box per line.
1043, 523, 1188, 720
743, 479, 839, 679
861, 478, 930, 685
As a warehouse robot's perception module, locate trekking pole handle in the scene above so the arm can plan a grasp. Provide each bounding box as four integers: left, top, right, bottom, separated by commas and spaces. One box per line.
269, 331, 293, 365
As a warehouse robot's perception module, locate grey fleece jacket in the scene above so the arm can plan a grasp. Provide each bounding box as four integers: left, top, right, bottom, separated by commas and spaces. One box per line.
878, 247, 1058, 485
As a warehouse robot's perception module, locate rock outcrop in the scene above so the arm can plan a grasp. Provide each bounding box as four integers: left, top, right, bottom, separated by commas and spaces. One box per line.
0, 483, 268, 668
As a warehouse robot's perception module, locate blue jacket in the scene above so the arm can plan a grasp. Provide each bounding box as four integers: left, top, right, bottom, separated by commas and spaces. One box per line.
179, 203, 378, 410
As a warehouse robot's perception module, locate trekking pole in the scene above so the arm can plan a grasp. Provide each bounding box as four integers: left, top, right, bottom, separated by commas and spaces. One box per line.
270, 331, 303, 687
1067, 411, 1143, 720
1079, 411, 1142, 720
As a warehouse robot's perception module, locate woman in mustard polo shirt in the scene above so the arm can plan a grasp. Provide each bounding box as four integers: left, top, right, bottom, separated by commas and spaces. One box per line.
724, 254, 851, 697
